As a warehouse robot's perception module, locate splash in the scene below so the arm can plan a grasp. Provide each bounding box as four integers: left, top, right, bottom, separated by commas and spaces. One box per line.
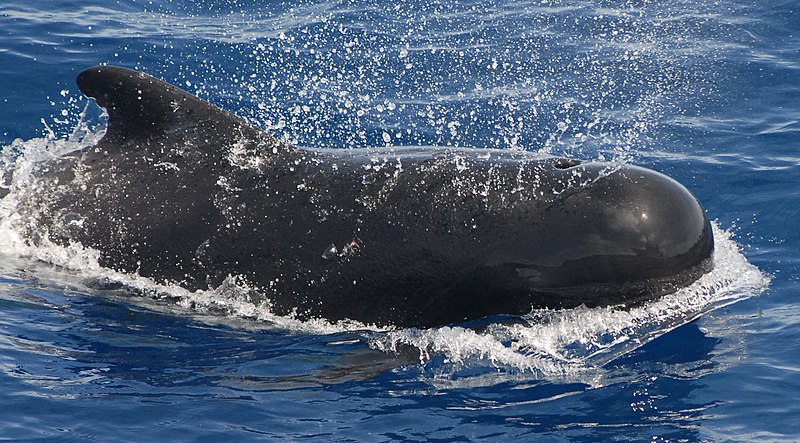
370, 225, 767, 381
25, 0, 743, 163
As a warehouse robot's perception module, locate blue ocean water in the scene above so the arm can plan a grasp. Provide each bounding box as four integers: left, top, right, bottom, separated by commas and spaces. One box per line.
0, 0, 797, 440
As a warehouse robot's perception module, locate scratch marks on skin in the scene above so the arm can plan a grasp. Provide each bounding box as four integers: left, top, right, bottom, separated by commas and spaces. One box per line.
350, 149, 613, 226
216, 175, 242, 192
226, 138, 269, 171
153, 161, 180, 172
356, 155, 405, 212
321, 237, 363, 261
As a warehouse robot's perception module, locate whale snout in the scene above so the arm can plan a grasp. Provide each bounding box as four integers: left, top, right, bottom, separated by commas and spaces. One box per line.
490, 163, 714, 308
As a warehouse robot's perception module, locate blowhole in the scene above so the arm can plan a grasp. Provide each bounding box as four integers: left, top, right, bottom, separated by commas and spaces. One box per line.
553, 159, 582, 169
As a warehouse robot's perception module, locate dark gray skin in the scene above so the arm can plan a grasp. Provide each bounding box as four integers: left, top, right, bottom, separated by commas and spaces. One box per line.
17, 66, 713, 328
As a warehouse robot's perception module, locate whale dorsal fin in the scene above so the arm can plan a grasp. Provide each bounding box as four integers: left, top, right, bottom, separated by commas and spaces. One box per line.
77, 66, 277, 157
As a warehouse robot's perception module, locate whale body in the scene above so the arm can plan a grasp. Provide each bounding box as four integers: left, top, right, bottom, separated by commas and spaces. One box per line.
14, 66, 713, 327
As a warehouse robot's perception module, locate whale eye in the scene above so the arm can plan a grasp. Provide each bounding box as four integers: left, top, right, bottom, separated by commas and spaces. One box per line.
553, 159, 581, 169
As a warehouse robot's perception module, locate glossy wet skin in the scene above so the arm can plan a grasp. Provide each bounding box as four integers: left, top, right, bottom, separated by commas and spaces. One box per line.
482, 163, 714, 309
16, 66, 713, 327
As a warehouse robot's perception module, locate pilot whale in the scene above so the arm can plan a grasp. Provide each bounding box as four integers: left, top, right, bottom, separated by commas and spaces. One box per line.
13, 66, 713, 328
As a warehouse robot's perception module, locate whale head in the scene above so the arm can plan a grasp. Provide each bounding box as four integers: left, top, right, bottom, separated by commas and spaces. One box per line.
482, 162, 714, 309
